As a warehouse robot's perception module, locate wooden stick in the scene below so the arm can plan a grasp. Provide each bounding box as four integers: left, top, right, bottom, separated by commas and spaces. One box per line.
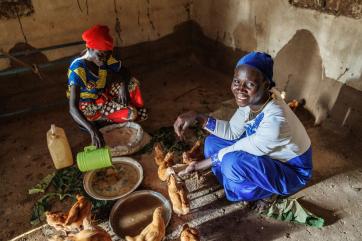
0, 48, 44, 80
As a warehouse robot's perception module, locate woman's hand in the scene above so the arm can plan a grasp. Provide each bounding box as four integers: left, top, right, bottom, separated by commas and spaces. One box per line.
90, 128, 105, 148
178, 158, 212, 176
173, 111, 198, 139
178, 161, 197, 176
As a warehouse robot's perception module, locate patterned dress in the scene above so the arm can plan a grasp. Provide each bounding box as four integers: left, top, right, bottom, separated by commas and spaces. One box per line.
67, 56, 147, 122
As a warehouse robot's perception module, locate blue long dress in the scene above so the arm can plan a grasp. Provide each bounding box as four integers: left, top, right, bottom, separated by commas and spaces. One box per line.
202, 92, 313, 202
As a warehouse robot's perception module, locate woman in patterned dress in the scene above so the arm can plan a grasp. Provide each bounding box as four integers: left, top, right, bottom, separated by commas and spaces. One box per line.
68, 25, 147, 147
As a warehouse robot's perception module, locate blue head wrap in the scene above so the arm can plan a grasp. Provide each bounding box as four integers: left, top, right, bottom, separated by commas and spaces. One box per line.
236, 51, 275, 87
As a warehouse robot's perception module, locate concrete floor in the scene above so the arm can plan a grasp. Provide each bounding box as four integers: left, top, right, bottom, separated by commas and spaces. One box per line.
1, 60, 362, 241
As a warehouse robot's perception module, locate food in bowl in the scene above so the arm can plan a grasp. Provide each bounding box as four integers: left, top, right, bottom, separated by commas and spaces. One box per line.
91, 162, 139, 197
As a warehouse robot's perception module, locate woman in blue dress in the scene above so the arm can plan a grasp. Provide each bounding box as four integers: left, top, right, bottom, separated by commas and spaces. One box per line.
175, 52, 312, 202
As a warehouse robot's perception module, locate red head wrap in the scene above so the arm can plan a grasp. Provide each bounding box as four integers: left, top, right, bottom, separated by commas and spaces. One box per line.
82, 25, 113, 51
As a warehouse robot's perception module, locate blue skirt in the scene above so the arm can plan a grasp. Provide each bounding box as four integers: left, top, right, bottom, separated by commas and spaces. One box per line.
204, 135, 313, 202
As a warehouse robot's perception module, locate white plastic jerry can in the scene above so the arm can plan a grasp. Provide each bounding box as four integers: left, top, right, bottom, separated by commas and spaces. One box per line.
47, 124, 74, 169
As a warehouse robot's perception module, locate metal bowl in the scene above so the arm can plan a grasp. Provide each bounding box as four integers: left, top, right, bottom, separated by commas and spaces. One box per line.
109, 190, 172, 238
83, 157, 143, 200
100, 122, 146, 157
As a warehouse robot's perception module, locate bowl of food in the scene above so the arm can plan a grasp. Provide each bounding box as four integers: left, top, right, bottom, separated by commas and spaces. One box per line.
100, 122, 150, 156
109, 190, 172, 238
83, 157, 143, 200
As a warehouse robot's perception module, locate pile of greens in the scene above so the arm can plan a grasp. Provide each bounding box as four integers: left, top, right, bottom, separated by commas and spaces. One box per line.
29, 166, 113, 225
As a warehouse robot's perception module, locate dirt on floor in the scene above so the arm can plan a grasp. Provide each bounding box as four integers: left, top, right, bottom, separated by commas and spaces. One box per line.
1, 59, 362, 241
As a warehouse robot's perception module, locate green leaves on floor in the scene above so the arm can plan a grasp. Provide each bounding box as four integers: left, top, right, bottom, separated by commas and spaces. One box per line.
28, 173, 55, 195
263, 198, 325, 228
28, 166, 113, 225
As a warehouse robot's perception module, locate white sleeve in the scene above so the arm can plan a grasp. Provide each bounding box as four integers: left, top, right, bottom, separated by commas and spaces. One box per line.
217, 113, 290, 160
204, 108, 247, 140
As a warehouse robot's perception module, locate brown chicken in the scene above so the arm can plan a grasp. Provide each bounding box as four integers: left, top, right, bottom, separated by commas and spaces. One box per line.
288, 99, 299, 111
46, 211, 68, 231
182, 140, 203, 165
158, 151, 175, 181
125, 207, 166, 241
167, 174, 190, 216
65, 195, 92, 231
188, 140, 203, 157
154, 143, 165, 166
47, 196, 112, 241
180, 224, 200, 241
46, 195, 92, 232
288, 99, 305, 112
67, 222, 112, 241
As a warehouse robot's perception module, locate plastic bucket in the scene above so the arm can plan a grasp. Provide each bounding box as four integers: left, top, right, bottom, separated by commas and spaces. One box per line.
77, 146, 112, 172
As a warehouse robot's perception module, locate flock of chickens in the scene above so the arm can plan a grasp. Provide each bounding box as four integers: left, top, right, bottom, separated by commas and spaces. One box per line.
46, 140, 204, 241
127, 140, 203, 241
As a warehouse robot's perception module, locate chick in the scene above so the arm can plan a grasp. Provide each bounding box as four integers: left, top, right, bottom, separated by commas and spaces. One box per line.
182, 140, 203, 165
153, 143, 165, 166
157, 152, 175, 182
125, 207, 165, 241
64, 195, 92, 231
180, 224, 200, 241
167, 174, 190, 216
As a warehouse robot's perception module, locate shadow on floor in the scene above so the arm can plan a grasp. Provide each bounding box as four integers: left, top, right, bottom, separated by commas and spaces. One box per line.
298, 199, 340, 226
198, 207, 292, 241
295, 108, 362, 187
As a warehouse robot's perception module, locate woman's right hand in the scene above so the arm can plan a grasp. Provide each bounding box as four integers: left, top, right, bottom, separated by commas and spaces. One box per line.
173, 111, 198, 139
90, 128, 105, 148
178, 158, 212, 176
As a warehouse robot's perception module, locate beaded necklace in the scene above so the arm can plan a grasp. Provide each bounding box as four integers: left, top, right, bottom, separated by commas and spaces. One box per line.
248, 94, 271, 121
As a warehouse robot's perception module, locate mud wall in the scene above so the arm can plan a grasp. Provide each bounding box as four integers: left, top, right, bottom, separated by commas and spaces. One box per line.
1, 0, 361, 130
0, 0, 191, 69
289, 0, 362, 19
192, 0, 362, 126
